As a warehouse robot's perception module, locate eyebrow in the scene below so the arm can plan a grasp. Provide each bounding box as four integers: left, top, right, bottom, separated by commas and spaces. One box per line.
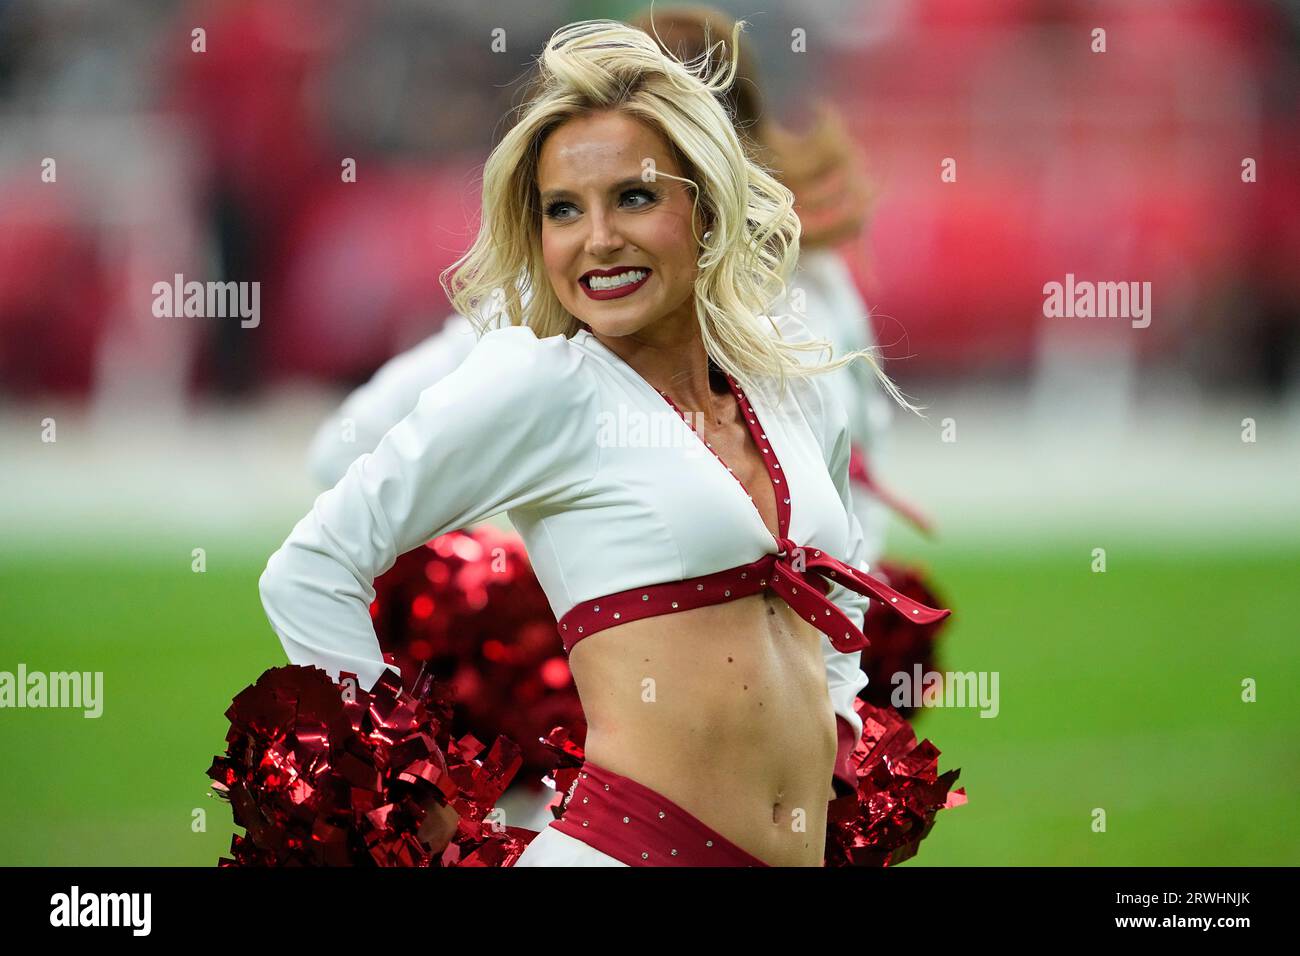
539, 177, 652, 203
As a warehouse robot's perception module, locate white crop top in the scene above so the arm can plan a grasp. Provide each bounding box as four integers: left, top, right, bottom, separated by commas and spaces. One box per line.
306, 249, 896, 561
260, 309, 948, 790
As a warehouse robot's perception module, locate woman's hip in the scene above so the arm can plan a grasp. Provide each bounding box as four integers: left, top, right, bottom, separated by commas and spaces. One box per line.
514, 759, 772, 867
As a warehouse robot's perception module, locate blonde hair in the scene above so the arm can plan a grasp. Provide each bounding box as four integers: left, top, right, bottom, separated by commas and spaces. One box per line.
629, 4, 871, 206
440, 18, 919, 413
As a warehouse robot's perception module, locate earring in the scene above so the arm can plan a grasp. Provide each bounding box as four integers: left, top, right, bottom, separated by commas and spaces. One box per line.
702, 230, 713, 242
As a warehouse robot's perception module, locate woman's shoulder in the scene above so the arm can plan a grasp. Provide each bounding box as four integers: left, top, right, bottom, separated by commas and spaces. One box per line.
471, 320, 570, 352
452, 322, 596, 409
464, 322, 588, 373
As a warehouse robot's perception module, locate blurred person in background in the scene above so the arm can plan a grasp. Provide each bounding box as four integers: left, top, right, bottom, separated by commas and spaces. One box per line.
165, 0, 553, 396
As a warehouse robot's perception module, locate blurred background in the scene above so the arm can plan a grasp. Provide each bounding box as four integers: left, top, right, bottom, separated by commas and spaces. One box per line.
1, 0, 1297, 866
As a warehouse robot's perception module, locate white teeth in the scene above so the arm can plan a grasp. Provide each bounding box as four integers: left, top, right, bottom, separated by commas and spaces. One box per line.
587, 269, 647, 290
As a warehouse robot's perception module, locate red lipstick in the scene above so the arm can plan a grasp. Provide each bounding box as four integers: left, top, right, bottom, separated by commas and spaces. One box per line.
579, 267, 652, 301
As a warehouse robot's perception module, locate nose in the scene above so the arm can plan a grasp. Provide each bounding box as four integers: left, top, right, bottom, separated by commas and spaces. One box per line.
584, 206, 625, 258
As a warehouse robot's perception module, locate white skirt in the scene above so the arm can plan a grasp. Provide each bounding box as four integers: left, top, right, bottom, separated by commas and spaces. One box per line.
513, 824, 629, 867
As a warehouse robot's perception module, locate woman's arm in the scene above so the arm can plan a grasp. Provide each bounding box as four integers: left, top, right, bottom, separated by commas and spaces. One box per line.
769, 310, 872, 795
260, 325, 598, 690
822, 395, 873, 796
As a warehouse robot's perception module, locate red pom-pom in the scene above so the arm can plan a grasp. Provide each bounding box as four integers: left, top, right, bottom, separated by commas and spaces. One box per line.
369, 527, 587, 776
207, 665, 535, 866
534, 724, 588, 821
824, 699, 966, 867
860, 559, 952, 717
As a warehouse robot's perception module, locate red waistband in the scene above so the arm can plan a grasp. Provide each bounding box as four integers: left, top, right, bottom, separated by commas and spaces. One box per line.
549, 760, 771, 867
555, 544, 950, 656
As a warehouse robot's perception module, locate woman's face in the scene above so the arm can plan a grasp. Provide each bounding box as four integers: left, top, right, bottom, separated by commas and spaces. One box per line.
537, 109, 706, 339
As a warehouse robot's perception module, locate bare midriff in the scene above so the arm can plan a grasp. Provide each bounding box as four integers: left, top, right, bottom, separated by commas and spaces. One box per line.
567, 589, 838, 867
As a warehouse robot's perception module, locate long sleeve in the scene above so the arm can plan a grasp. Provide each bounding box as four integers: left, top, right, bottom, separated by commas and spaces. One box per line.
307, 313, 488, 488
769, 310, 872, 795
820, 382, 873, 795
260, 325, 598, 690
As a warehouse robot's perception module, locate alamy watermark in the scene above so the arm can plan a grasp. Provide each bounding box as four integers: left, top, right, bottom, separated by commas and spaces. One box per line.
49, 886, 150, 935
1043, 273, 1151, 328
891, 665, 999, 717
152, 273, 260, 328
0, 664, 103, 718
596, 404, 709, 456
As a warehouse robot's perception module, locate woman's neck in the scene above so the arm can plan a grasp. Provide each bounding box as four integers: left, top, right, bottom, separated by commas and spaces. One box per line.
588, 312, 729, 414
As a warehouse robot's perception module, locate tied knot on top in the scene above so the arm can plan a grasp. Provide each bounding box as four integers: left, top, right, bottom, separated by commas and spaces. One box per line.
773, 536, 798, 560
766, 537, 952, 655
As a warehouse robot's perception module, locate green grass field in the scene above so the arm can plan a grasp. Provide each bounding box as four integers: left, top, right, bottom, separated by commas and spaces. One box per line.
2, 535, 1297, 866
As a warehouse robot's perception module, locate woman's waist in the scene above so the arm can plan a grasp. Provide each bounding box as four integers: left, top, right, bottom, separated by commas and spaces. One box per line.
567, 593, 838, 854
568, 592, 833, 740
579, 712, 837, 811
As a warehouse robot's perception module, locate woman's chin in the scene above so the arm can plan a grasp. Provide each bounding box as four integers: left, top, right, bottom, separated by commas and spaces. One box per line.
582, 313, 657, 338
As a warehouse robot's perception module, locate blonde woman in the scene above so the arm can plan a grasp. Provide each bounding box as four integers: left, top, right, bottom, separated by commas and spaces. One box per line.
303, 6, 935, 839
310, 6, 921, 555
260, 19, 947, 867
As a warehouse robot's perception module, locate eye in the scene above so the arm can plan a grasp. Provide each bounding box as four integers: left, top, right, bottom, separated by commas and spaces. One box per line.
621, 187, 657, 208
544, 200, 576, 221
544, 188, 658, 222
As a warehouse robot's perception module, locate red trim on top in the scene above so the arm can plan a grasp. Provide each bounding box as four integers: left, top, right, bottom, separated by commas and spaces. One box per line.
555, 372, 950, 656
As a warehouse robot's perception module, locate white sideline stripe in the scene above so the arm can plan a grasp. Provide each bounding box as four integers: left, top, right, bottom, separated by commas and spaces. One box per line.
2, 390, 1298, 554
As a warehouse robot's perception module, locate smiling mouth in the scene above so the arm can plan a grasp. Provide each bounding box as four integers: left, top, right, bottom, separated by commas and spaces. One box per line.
579, 268, 653, 300
582, 267, 650, 290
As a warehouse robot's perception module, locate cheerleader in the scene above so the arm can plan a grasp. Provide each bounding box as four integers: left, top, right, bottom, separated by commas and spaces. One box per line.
304, 6, 946, 803
259, 18, 950, 867
310, 7, 930, 552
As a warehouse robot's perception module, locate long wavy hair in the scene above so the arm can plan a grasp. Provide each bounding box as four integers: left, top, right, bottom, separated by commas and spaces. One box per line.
440, 18, 917, 411
628, 4, 881, 252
